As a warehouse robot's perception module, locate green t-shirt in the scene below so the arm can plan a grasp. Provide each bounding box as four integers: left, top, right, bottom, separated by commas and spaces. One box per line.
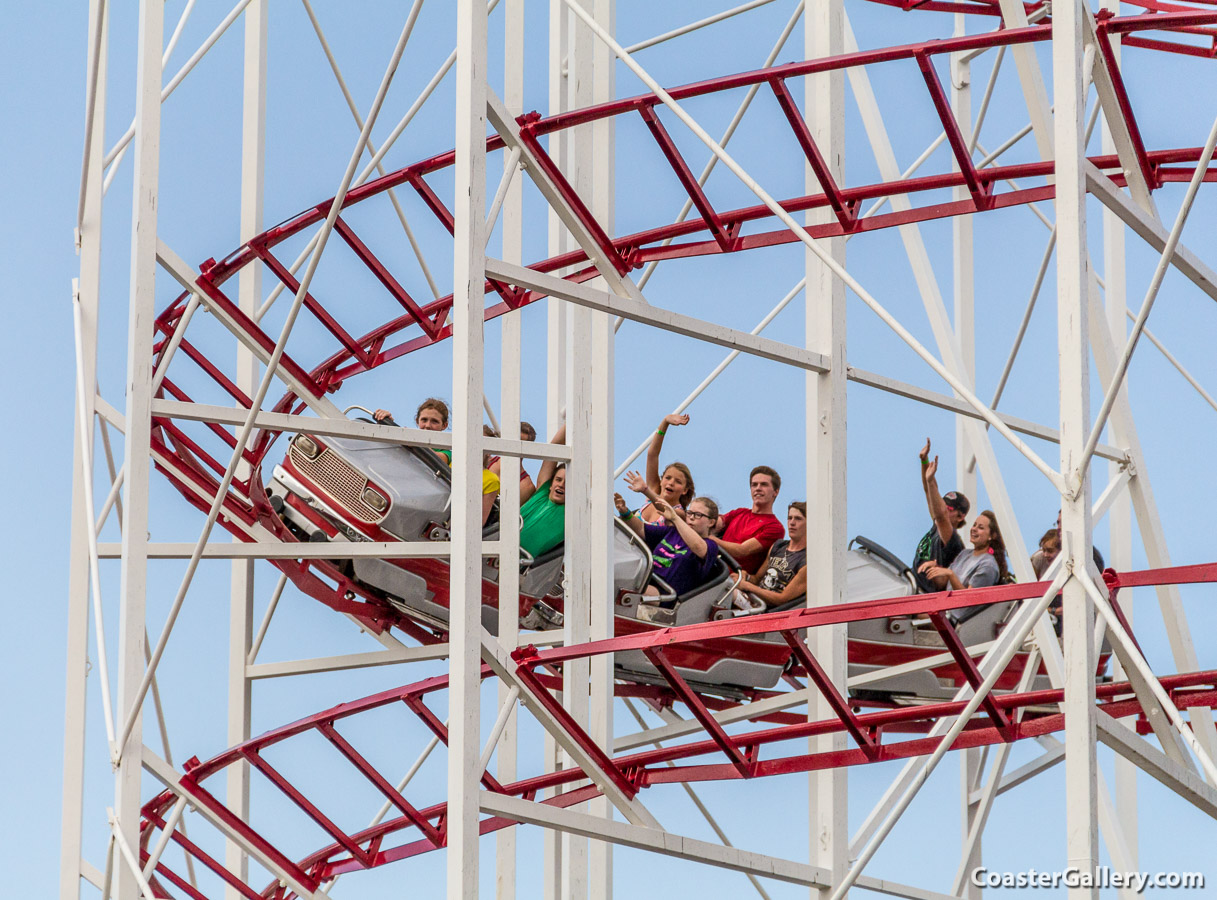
520, 480, 565, 557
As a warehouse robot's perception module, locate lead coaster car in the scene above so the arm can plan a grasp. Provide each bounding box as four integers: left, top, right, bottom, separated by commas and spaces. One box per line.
267, 424, 1108, 699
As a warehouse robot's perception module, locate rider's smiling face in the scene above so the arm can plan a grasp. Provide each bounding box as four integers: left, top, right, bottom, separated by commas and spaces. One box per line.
549, 467, 566, 505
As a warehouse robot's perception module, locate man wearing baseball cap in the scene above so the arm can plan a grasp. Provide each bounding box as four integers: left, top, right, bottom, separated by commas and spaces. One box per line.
912, 438, 970, 592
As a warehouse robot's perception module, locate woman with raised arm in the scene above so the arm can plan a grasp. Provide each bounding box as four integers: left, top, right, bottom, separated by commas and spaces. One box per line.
637, 413, 695, 524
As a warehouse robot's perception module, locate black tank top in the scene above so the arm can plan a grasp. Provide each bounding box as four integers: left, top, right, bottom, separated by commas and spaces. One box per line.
757, 540, 807, 592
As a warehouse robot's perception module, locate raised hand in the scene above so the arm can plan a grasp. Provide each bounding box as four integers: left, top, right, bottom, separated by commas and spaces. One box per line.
663, 413, 690, 429
653, 498, 678, 522
613, 492, 630, 516
624, 470, 647, 493
925, 455, 939, 480
919, 437, 931, 461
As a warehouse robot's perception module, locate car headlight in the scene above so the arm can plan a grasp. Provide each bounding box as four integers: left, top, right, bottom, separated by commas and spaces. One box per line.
295, 435, 320, 458
362, 486, 388, 512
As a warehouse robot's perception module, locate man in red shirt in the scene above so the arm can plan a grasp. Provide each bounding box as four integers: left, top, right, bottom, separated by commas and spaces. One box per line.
713, 466, 785, 574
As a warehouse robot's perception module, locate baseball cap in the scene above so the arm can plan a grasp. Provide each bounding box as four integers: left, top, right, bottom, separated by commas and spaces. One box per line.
943, 491, 970, 514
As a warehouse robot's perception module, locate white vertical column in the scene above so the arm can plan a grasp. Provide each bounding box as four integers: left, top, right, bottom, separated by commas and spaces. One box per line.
559, 4, 611, 897
806, 1, 848, 896
1053, 0, 1099, 894
1099, 0, 1137, 865
226, 4, 267, 895
952, 15, 977, 506
450, 0, 489, 896
114, 2, 164, 898
586, 5, 616, 899
496, 2, 525, 897
546, 0, 569, 434
951, 17, 982, 896
543, 9, 568, 889
61, 4, 108, 899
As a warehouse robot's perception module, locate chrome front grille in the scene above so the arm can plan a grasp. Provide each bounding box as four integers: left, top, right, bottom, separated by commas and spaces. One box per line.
289, 443, 386, 524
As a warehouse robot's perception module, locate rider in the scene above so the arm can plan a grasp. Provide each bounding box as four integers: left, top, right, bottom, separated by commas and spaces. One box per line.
712, 466, 785, 575
636, 413, 696, 524
734, 502, 808, 609
518, 424, 568, 557
616, 475, 720, 601
913, 438, 969, 592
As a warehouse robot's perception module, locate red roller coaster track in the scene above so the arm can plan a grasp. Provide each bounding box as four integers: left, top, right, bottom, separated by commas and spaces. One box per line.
138, 565, 1217, 899
136, 12, 1217, 898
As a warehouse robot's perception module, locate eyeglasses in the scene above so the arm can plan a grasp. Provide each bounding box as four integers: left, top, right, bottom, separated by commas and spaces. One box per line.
685, 511, 709, 521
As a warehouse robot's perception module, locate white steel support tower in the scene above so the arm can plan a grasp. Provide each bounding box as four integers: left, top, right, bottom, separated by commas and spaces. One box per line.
63, 1, 1217, 899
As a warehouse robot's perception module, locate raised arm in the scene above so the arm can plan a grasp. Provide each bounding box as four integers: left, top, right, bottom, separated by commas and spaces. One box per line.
534, 423, 566, 491
655, 499, 708, 558
920, 441, 954, 545
739, 565, 808, 607
623, 469, 662, 509
645, 413, 689, 494
614, 492, 645, 539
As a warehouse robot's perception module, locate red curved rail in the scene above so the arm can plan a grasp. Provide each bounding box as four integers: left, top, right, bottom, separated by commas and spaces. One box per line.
149, 13, 1217, 621
137, 563, 1217, 899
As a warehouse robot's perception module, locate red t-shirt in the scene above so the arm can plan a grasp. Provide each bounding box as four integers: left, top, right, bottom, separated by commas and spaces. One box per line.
720, 508, 785, 573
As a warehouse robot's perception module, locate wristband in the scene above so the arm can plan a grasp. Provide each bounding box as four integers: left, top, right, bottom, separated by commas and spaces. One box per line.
920, 458, 929, 467
657, 428, 666, 436
619, 509, 634, 521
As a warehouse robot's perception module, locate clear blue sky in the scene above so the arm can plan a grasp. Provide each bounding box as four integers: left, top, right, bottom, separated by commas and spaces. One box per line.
4, 1, 1215, 896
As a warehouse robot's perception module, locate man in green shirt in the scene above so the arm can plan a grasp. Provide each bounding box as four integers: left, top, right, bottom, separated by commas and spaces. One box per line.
519, 424, 566, 557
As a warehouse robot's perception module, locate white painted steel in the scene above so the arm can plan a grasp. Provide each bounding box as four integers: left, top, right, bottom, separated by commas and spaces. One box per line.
115, 12, 420, 759
1084, 269, 1217, 769
113, 6, 163, 898
951, 649, 1044, 895
564, 0, 1066, 492
613, 278, 804, 477
62, 7, 109, 896
143, 751, 332, 899
300, 0, 443, 300
1079, 114, 1217, 478
480, 792, 832, 888
621, 699, 772, 900
1078, 569, 1217, 783
498, 5, 525, 892
1131, 313, 1217, 414
834, 571, 1070, 899
226, 6, 266, 892
631, 1, 805, 298
149, 398, 572, 459
255, 0, 503, 324
479, 629, 662, 829
806, 0, 848, 893
103, 0, 258, 174
247, 643, 453, 679
246, 574, 287, 665
480, 685, 522, 774
485, 257, 827, 371
623, 0, 780, 54
107, 810, 159, 899
75, 0, 108, 231
1053, 0, 1101, 893
70, 289, 116, 749
449, 0, 490, 893
1095, 712, 1217, 818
